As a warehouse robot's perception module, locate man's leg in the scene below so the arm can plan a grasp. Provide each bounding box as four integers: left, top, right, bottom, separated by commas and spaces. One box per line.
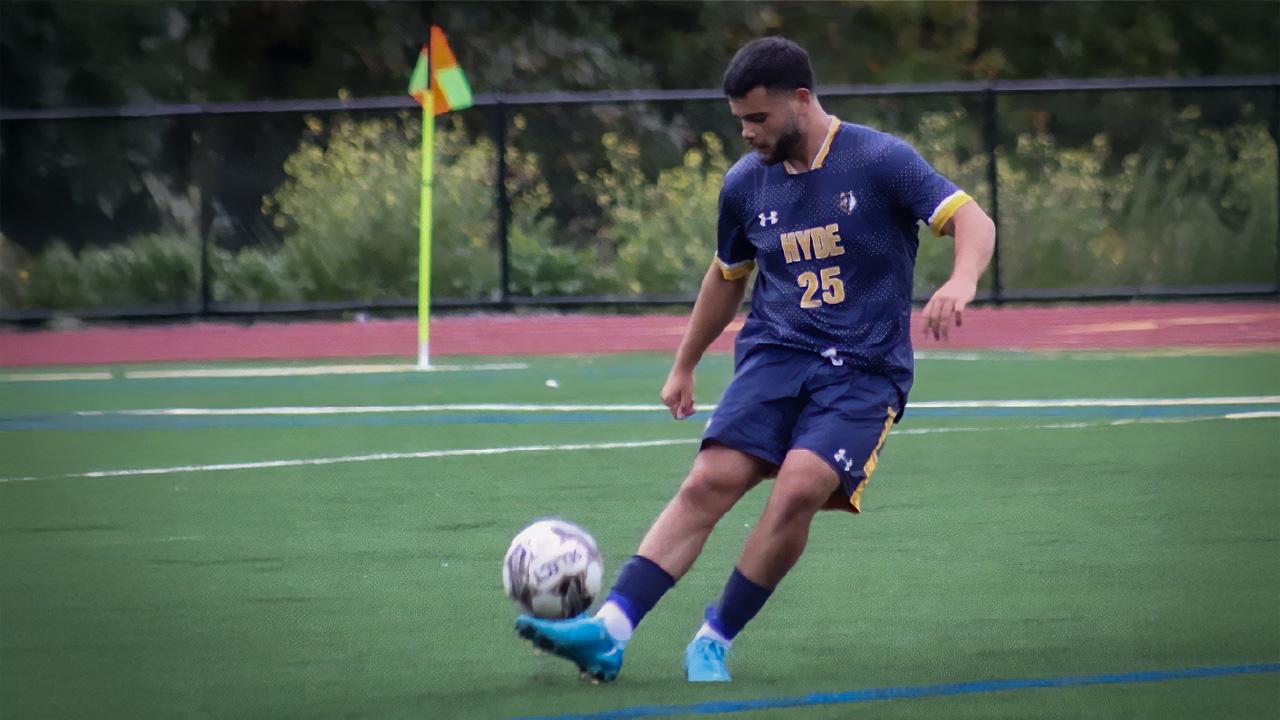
734, 449, 839, 586
687, 449, 838, 681
637, 442, 770, 578
517, 443, 768, 681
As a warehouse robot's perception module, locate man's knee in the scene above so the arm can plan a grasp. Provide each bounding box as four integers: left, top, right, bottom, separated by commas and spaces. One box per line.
768, 451, 840, 519
676, 449, 760, 514
766, 482, 829, 522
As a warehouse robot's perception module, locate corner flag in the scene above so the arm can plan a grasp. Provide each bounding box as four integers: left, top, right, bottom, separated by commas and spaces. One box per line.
410, 26, 473, 115
408, 26, 472, 368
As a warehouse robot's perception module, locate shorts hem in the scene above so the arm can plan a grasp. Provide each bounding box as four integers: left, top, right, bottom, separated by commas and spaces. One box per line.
792, 443, 864, 513
700, 435, 783, 474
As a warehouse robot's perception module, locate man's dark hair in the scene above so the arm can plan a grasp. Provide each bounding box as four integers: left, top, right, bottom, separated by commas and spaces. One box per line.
722, 36, 814, 98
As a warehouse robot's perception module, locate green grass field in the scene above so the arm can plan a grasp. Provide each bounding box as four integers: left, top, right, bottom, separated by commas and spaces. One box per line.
2, 350, 1278, 719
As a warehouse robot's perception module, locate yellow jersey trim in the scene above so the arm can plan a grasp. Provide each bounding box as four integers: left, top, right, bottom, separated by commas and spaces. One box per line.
783, 116, 841, 175
716, 255, 756, 281
927, 190, 973, 237
811, 116, 841, 170
849, 406, 898, 513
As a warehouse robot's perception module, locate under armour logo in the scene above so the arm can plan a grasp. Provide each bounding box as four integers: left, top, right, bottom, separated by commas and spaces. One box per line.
758, 210, 778, 226
833, 448, 854, 473
821, 348, 844, 366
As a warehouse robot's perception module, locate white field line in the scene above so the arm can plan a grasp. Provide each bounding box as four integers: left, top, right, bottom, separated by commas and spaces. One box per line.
910, 395, 1280, 409
71, 395, 1280, 417
4, 412, 1277, 485
0, 372, 114, 382
912, 351, 985, 361
1224, 410, 1280, 420
7, 346, 1278, 384
915, 347, 1280, 361
0, 438, 701, 484
122, 362, 528, 379
77, 403, 670, 416
0, 363, 529, 383
8, 348, 1277, 383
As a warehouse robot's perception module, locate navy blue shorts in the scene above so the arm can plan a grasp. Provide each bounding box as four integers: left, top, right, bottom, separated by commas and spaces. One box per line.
702, 345, 909, 512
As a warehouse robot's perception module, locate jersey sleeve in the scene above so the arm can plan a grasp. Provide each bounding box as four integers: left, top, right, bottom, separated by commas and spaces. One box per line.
882, 140, 972, 236
714, 187, 756, 280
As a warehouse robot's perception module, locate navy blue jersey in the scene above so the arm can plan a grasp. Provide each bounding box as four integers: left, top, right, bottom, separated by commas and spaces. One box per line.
715, 118, 971, 379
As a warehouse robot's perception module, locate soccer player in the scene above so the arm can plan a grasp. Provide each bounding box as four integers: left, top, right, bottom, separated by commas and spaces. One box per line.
516, 36, 995, 683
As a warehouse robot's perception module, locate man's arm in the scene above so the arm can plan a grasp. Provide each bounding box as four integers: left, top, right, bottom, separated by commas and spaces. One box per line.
660, 262, 749, 419
921, 201, 995, 340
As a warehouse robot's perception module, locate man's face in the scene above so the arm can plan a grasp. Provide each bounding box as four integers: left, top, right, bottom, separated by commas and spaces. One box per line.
728, 86, 807, 165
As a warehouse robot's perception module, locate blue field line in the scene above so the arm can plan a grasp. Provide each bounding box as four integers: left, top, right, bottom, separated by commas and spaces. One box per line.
2, 403, 1278, 432
508, 662, 1280, 720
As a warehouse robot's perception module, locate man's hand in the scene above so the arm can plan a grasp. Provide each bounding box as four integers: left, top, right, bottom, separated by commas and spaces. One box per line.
924, 201, 994, 341
921, 276, 977, 341
660, 367, 696, 420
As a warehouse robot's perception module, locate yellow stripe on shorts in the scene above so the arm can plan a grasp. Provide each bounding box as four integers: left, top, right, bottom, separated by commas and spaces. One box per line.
849, 406, 898, 512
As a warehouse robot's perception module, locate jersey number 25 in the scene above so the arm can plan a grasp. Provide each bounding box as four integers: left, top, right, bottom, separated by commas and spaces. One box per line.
797, 266, 845, 309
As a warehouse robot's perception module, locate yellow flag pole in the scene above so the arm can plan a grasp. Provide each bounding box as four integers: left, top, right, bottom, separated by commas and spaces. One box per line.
417, 77, 434, 368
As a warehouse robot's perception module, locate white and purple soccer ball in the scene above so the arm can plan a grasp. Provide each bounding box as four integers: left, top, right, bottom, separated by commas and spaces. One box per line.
502, 519, 603, 619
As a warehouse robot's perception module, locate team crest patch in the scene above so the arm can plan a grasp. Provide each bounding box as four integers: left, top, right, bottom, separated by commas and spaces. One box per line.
837, 191, 857, 214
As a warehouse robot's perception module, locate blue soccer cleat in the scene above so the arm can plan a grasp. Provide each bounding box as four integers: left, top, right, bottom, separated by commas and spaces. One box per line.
684, 636, 731, 682
515, 614, 624, 682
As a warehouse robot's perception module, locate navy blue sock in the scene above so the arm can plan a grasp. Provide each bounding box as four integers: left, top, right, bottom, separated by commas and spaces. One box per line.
605, 555, 676, 628
706, 567, 773, 640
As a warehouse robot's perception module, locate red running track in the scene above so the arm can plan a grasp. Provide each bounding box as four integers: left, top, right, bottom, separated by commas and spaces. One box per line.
1, 302, 1277, 367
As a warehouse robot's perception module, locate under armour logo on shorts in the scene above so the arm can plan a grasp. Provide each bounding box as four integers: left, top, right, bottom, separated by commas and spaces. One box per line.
833, 448, 854, 473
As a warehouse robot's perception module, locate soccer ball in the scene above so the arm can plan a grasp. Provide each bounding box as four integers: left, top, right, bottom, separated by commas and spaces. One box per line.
502, 519, 603, 619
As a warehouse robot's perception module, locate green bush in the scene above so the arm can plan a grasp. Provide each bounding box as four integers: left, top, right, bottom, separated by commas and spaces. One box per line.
998, 111, 1277, 290
249, 113, 553, 303
503, 130, 735, 298
898, 107, 1276, 294
900, 110, 992, 296
210, 245, 299, 305
593, 132, 731, 296
14, 107, 1276, 312
261, 115, 440, 301
0, 232, 31, 309
25, 232, 199, 310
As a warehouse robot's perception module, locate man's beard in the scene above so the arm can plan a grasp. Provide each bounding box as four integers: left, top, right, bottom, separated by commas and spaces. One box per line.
757, 116, 803, 165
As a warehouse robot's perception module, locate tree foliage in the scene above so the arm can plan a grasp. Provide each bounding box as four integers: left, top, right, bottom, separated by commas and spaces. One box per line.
0, 1, 1276, 310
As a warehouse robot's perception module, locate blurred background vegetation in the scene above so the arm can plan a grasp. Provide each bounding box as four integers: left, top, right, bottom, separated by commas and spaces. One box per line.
1, 1, 1277, 312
